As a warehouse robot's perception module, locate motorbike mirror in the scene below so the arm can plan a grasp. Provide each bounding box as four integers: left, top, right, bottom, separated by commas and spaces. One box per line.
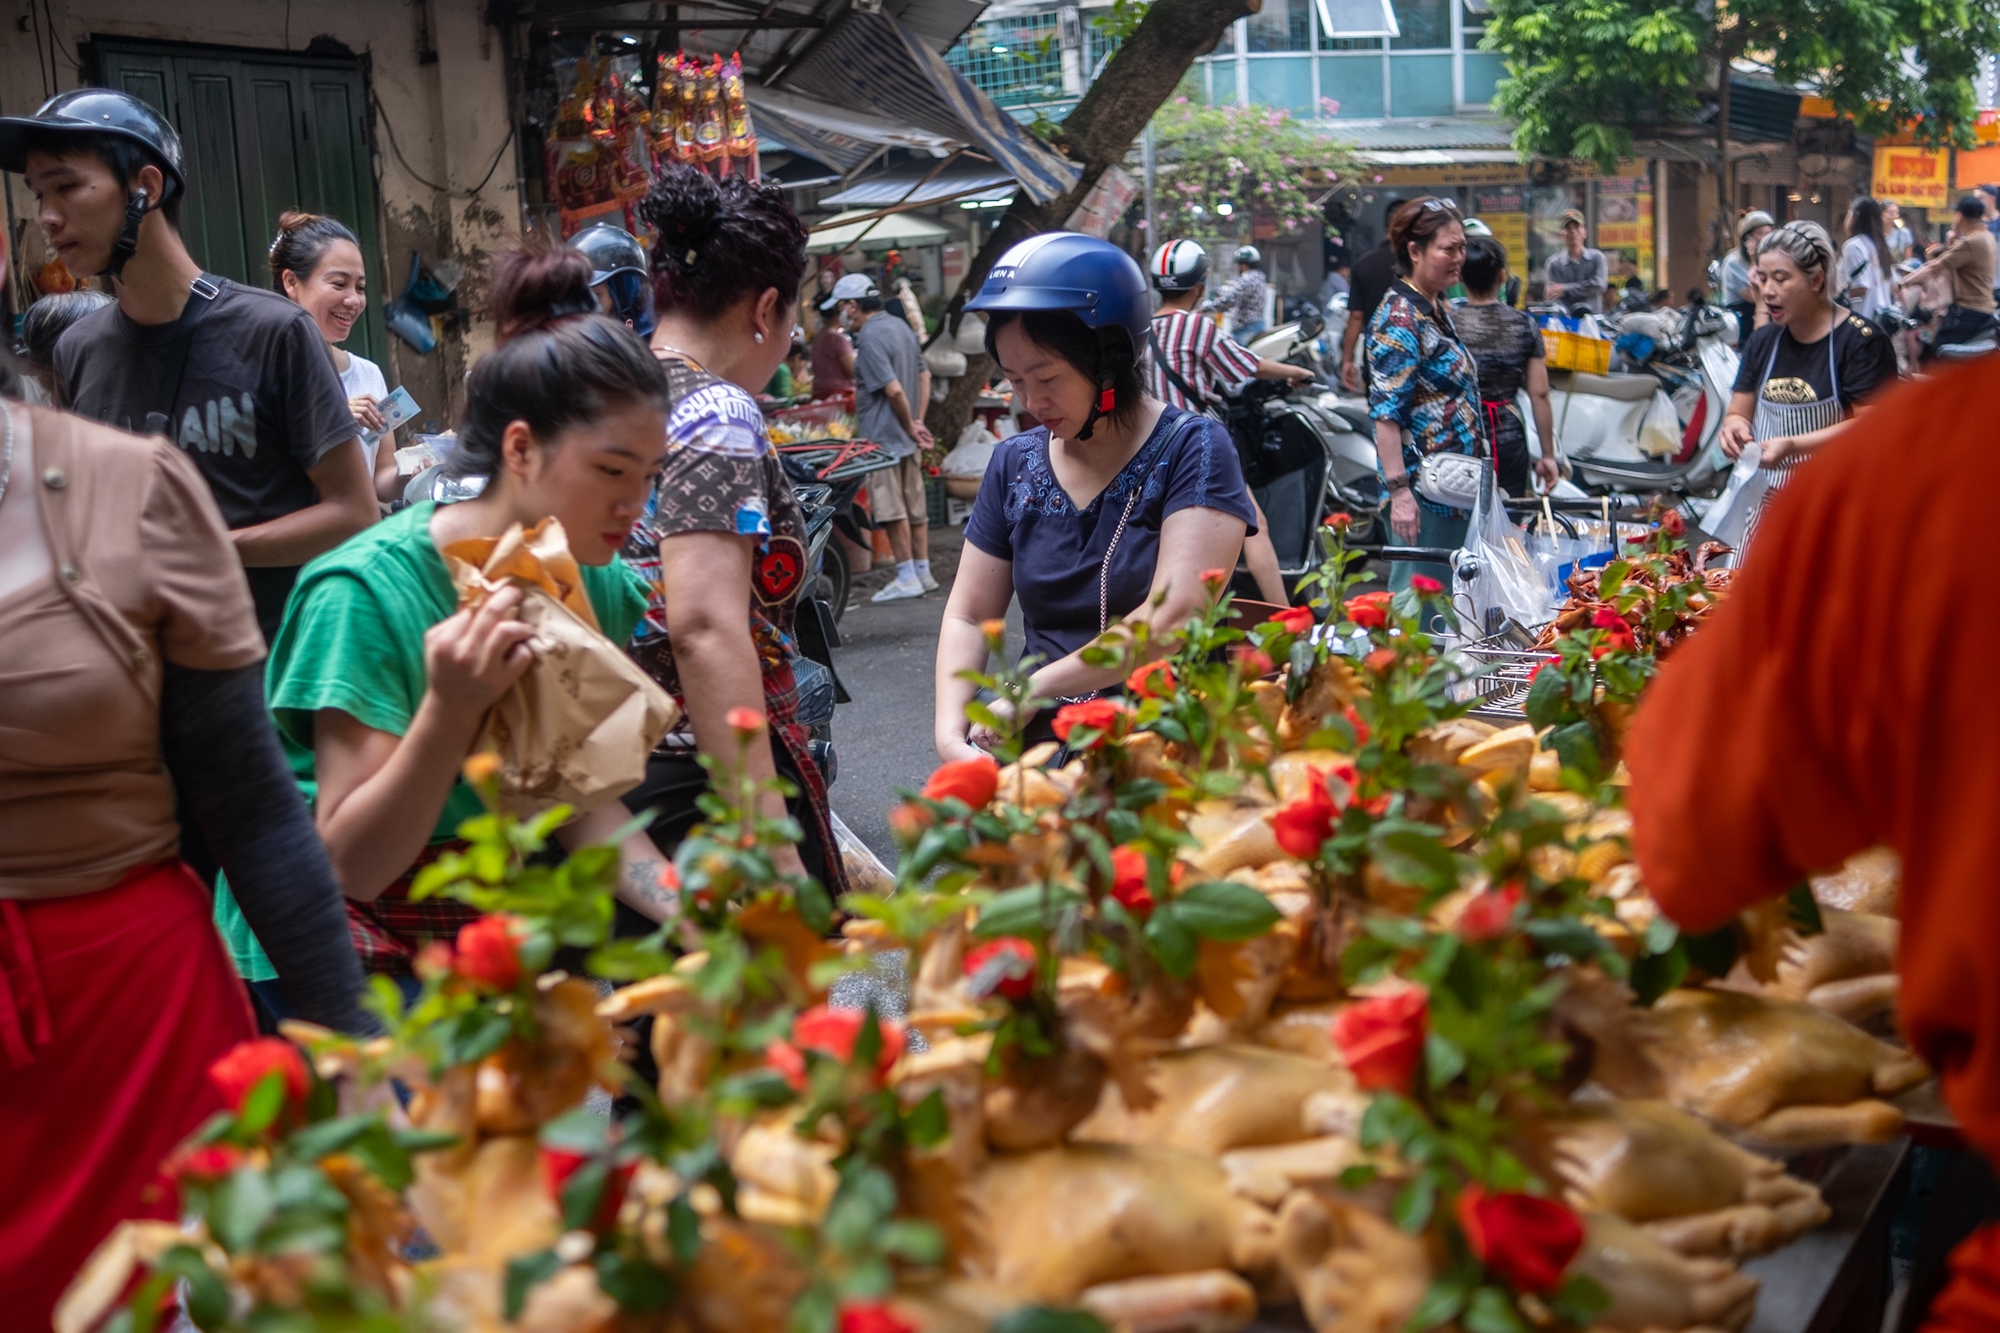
1299, 313, 1325, 339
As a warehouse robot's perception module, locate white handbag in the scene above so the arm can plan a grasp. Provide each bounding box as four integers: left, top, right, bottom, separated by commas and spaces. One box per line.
1413, 451, 1485, 512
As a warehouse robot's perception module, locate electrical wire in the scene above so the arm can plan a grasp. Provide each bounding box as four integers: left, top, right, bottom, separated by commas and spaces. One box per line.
42, 0, 80, 75
370, 92, 517, 198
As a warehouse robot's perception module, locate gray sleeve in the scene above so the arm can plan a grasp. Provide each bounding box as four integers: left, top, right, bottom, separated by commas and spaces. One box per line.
1590, 252, 1610, 291
853, 326, 896, 393
159, 661, 378, 1034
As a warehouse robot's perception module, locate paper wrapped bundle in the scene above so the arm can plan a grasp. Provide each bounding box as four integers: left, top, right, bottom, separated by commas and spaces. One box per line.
444, 518, 679, 816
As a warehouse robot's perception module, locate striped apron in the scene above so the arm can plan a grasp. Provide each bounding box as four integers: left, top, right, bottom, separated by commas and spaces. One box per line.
1741, 332, 1841, 552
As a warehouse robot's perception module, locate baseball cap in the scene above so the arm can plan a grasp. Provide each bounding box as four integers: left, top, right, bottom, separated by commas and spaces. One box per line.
1560, 209, 1587, 228
818, 273, 879, 311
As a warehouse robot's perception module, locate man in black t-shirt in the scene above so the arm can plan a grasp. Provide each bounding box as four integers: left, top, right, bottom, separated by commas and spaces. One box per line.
1339, 212, 1405, 393
1, 90, 374, 641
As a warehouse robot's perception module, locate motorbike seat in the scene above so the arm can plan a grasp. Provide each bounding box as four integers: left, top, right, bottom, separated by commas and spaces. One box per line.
1574, 456, 1687, 478
1939, 338, 1998, 358
1552, 369, 1657, 401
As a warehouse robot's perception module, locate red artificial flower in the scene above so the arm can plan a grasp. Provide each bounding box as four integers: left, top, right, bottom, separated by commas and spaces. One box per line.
1342, 704, 1371, 746
921, 755, 1000, 810
1456, 1184, 1585, 1294
1233, 647, 1275, 678
540, 1146, 639, 1234
1109, 845, 1156, 917
1589, 605, 1636, 658
166, 1143, 246, 1185
1528, 660, 1551, 683
839, 1303, 917, 1333
1344, 590, 1393, 630
725, 706, 767, 735
1127, 659, 1178, 699
1657, 509, 1686, 538
1410, 574, 1443, 595
1199, 568, 1230, 592
1363, 648, 1398, 676
208, 1038, 311, 1118
454, 914, 525, 993
963, 937, 1037, 1001
414, 940, 456, 981
1329, 986, 1427, 1093
1456, 884, 1525, 941
1267, 605, 1315, 636
1271, 775, 1339, 860
766, 1005, 907, 1091
1324, 512, 1354, 531
1051, 698, 1128, 747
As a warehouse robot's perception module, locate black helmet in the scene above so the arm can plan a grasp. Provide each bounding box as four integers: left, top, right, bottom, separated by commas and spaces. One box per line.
0, 88, 184, 196
571, 223, 648, 285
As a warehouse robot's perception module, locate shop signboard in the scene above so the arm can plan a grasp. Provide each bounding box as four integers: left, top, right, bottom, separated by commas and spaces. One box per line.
1873, 146, 1950, 208
1474, 191, 1529, 304
1597, 176, 1655, 288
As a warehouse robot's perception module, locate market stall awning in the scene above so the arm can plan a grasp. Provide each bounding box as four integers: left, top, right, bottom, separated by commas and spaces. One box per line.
807, 209, 955, 252
774, 9, 1081, 205
818, 158, 1018, 208
747, 85, 961, 173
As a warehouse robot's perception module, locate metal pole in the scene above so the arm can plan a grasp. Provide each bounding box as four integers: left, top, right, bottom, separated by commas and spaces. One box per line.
1142, 120, 1158, 244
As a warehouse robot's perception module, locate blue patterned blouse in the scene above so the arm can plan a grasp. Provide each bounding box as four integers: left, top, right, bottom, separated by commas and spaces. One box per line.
964, 406, 1257, 669
1366, 280, 1485, 515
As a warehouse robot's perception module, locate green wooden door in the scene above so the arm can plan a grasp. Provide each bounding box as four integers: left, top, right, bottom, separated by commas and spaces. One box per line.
94, 42, 387, 364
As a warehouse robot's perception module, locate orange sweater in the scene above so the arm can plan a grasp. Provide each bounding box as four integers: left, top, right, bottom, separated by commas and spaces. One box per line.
1628, 362, 2000, 1333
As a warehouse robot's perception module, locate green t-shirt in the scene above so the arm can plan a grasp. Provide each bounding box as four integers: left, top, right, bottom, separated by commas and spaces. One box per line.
218, 502, 649, 981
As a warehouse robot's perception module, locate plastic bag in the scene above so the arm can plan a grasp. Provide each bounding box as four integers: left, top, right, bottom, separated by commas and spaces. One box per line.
1456, 466, 1555, 636
1637, 389, 1681, 457
444, 519, 680, 816
942, 422, 998, 478
1695, 439, 1766, 556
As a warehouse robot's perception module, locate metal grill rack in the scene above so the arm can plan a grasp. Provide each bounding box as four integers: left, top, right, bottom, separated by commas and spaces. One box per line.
1450, 636, 1557, 721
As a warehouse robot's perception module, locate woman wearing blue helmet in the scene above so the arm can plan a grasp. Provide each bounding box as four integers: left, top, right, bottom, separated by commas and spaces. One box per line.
935, 233, 1258, 758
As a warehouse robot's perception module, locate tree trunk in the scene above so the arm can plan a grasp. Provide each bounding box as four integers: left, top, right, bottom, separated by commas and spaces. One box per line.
925, 0, 1256, 445
1715, 62, 1732, 262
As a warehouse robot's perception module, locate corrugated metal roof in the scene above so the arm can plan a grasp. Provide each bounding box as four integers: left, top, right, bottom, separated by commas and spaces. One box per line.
1308, 117, 1517, 151
819, 161, 1019, 206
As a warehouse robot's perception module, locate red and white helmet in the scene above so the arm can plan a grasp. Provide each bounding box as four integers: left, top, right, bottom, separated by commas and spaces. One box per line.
1149, 238, 1210, 294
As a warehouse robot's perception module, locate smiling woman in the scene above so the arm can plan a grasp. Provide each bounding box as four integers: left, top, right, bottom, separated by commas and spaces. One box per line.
210, 238, 686, 1007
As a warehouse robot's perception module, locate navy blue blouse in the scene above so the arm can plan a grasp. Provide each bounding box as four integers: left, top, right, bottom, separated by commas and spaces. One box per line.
964, 406, 1257, 670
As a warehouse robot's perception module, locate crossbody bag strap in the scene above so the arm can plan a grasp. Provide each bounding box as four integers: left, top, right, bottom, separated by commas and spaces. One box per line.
1148, 323, 1214, 413
149, 273, 225, 437
1097, 410, 1204, 634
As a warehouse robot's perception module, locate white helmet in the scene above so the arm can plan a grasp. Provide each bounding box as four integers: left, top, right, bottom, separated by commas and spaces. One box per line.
1235, 245, 1262, 265
1150, 238, 1210, 294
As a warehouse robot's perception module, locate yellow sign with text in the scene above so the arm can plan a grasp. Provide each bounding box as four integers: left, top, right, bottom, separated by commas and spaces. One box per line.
1873, 146, 1951, 208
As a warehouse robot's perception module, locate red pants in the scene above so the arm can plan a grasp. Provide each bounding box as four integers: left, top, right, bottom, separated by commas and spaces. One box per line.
0, 861, 256, 1327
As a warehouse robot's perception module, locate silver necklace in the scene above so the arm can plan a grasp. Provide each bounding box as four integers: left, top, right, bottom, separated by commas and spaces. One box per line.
0, 404, 15, 510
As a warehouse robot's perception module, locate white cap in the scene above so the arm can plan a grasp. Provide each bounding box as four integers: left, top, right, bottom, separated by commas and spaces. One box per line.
819, 273, 880, 311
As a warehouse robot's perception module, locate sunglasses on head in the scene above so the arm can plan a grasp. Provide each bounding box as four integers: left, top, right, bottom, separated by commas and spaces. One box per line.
1418, 198, 1461, 214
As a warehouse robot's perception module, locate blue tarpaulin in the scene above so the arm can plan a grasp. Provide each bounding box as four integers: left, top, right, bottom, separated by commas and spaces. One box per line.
776, 8, 1081, 205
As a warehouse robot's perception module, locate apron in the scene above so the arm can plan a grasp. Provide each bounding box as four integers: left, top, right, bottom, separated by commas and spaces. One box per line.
1739, 331, 1841, 553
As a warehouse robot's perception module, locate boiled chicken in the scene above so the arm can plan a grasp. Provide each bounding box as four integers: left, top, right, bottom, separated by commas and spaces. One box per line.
1071, 1043, 1363, 1155
1809, 846, 1900, 917
1572, 1212, 1759, 1332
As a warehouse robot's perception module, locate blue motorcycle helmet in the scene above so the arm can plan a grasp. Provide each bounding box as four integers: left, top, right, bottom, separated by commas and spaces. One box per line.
965, 232, 1151, 439
571, 223, 656, 337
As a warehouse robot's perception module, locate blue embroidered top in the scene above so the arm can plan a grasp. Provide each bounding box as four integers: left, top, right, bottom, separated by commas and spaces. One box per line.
964, 406, 1256, 670
1366, 280, 1485, 515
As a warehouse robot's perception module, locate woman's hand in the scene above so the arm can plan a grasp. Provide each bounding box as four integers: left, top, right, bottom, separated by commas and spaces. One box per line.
1389, 486, 1421, 541
966, 696, 1019, 754
1717, 414, 1756, 460
349, 395, 387, 433
1533, 454, 1562, 491
1758, 435, 1795, 466
423, 586, 536, 722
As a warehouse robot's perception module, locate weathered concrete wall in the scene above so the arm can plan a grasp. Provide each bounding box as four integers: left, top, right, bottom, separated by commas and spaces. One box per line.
0, 0, 520, 424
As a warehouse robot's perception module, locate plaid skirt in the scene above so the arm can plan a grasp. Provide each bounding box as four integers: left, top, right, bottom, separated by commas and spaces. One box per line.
345, 840, 476, 976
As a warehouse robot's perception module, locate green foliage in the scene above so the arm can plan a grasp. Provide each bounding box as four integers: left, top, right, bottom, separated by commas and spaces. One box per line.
1482, 0, 2000, 170
1149, 95, 1353, 237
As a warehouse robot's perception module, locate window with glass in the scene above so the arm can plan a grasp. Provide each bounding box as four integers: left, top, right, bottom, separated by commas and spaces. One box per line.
1390, 0, 1451, 49
1461, 0, 1487, 46
1247, 0, 1314, 52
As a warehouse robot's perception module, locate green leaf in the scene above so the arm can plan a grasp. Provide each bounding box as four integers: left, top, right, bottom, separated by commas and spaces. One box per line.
1424, 1031, 1466, 1090
1548, 1272, 1612, 1325
1629, 940, 1688, 1006
505, 1249, 565, 1321
974, 884, 1085, 940
1405, 1277, 1469, 1331
1171, 880, 1282, 941
234, 1069, 290, 1139
1545, 720, 1601, 779
990, 1310, 1111, 1333
1522, 916, 1608, 963
155, 1244, 229, 1327
1339, 1163, 1379, 1191
1523, 663, 1569, 729
211, 1165, 277, 1252
1682, 923, 1740, 977
668, 1193, 703, 1265
877, 1218, 947, 1264
1463, 1285, 1532, 1333
288, 1113, 378, 1161
559, 1156, 611, 1231
1391, 1171, 1437, 1232
904, 1088, 951, 1149
1368, 827, 1458, 894
1786, 882, 1824, 936
795, 874, 834, 935
594, 1250, 676, 1311
1144, 905, 1199, 979
1641, 914, 1679, 956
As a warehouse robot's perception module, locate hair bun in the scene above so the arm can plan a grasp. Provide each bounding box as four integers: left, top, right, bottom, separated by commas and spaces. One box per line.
490, 236, 600, 342
276, 210, 318, 234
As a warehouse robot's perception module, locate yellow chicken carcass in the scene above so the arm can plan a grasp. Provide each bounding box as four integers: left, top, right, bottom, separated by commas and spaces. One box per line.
1071, 1044, 1362, 1156
1572, 1213, 1759, 1333
1809, 845, 1900, 917
1547, 1099, 1829, 1258
1758, 907, 1901, 1025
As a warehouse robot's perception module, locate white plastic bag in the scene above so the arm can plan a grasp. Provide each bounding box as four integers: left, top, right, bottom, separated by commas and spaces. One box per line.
1456, 467, 1556, 636
942, 422, 999, 478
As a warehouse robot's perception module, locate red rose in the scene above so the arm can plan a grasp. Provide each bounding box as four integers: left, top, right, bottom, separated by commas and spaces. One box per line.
166, 1143, 246, 1185
454, 914, 525, 993
767, 1004, 908, 1091
1052, 698, 1128, 747
1410, 574, 1443, 595
1329, 986, 1427, 1093
1589, 606, 1636, 658
839, 1303, 917, 1333
1528, 660, 1551, 683
1233, 647, 1275, 678
1657, 509, 1686, 538
1199, 568, 1230, 592
1271, 776, 1338, 860
208, 1038, 310, 1118
725, 706, 767, 735
1109, 845, 1156, 917
1456, 884, 1525, 941
922, 755, 1000, 809
1363, 648, 1398, 676
540, 1146, 638, 1234
1126, 659, 1177, 699
1456, 1184, 1585, 1294
1324, 512, 1353, 531
1342, 704, 1371, 746
1344, 590, 1393, 630
1267, 605, 1315, 636
964, 937, 1037, 1001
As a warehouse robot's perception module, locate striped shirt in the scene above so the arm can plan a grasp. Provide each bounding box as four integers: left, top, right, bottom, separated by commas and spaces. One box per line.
1146, 309, 1262, 417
